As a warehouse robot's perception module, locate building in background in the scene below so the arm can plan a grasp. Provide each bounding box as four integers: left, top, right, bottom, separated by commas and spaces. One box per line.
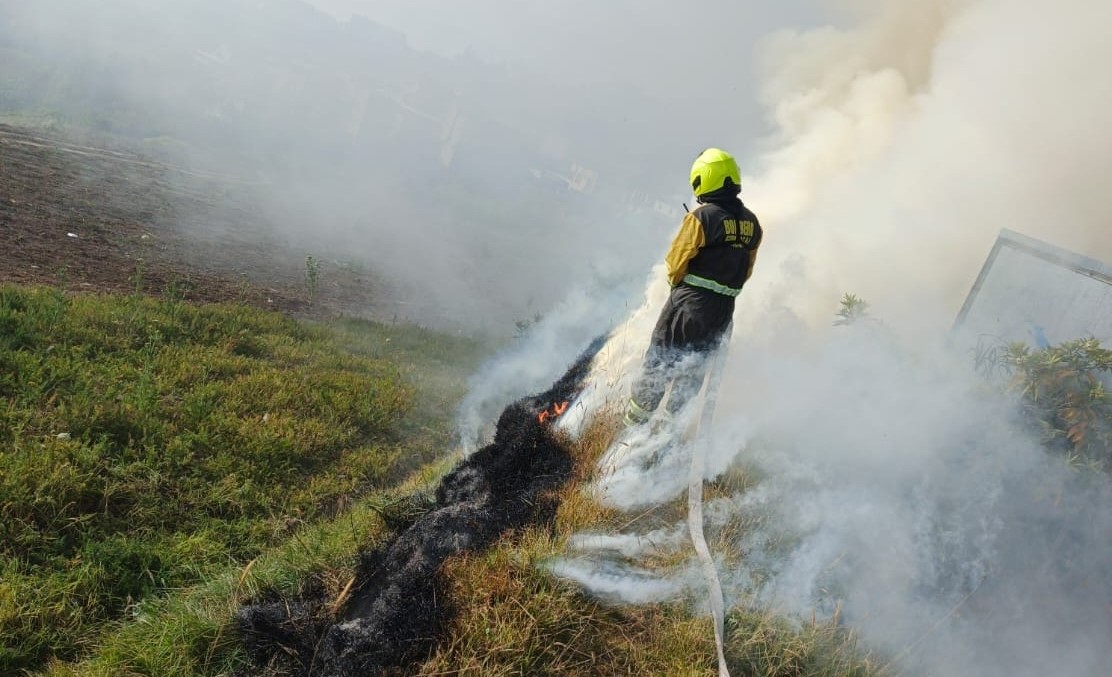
952, 229, 1112, 354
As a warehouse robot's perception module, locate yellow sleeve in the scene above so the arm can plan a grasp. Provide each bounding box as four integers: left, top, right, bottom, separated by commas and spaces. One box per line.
664, 212, 705, 286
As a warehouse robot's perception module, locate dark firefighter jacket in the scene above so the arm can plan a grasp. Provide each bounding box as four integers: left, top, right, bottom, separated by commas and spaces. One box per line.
664, 196, 762, 296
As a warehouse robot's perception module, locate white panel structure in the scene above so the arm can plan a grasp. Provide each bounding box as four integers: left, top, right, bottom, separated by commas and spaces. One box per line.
952, 229, 1112, 353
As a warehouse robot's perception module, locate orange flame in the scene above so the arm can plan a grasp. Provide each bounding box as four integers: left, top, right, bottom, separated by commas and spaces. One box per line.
537, 401, 570, 425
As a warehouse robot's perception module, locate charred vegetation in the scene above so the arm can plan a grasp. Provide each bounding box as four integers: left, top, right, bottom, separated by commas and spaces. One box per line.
237, 336, 606, 676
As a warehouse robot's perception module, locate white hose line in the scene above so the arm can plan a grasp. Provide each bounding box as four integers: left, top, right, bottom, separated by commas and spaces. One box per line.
686, 345, 730, 677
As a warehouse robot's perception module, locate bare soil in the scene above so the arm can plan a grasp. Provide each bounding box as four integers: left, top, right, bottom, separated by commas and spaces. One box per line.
0, 123, 380, 318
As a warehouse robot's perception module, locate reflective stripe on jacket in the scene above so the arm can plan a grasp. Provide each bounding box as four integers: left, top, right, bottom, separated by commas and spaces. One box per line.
664, 197, 762, 295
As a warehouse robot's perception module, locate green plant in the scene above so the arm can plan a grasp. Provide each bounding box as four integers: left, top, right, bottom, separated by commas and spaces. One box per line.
130, 258, 145, 295
163, 274, 189, 321
304, 254, 321, 302
1002, 337, 1112, 469
236, 272, 251, 305
833, 294, 870, 327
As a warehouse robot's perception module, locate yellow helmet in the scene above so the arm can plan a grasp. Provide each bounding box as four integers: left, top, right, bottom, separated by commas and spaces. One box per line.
690, 148, 741, 197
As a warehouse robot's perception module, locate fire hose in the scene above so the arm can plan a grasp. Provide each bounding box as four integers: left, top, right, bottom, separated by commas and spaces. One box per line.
686, 344, 730, 677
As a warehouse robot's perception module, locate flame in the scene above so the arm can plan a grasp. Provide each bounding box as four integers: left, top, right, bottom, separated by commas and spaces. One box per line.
537, 401, 570, 425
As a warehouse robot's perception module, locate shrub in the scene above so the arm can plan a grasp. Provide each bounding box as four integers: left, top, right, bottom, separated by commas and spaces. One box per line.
1003, 337, 1112, 470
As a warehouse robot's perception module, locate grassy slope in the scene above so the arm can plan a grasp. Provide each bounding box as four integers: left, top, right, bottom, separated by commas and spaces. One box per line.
40, 419, 883, 677
6, 285, 882, 677
0, 285, 481, 674
411, 417, 884, 677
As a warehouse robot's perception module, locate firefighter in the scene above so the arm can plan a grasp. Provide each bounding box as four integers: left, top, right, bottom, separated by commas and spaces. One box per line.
625, 148, 762, 426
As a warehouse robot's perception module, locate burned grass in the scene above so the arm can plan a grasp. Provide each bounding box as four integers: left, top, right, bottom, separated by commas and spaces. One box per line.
236, 336, 606, 676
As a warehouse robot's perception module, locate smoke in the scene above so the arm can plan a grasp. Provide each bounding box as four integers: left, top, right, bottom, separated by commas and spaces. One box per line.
3, 0, 733, 332
455, 280, 652, 450
741, 0, 1112, 340
708, 326, 1111, 676
546, 559, 689, 606
8, 0, 1111, 672
560, 317, 1111, 676
542, 1, 1112, 676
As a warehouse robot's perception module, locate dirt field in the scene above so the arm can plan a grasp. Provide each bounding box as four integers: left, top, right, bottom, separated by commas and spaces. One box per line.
0, 123, 381, 318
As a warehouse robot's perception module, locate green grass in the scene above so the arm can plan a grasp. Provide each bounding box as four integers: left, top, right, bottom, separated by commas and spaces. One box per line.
37, 379, 877, 677
0, 285, 482, 673
38, 461, 456, 677
7, 286, 879, 676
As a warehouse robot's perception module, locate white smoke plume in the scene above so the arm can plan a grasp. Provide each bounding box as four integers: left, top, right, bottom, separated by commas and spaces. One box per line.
564, 318, 1111, 676
538, 1, 1112, 675
741, 0, 1112, 340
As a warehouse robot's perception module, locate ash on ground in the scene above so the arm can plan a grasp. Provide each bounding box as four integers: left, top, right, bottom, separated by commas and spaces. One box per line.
237, 336, 605, 676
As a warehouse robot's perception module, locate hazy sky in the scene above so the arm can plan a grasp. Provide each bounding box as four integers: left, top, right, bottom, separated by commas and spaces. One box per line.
305, 0, 826, 151
306, 1, 823, 82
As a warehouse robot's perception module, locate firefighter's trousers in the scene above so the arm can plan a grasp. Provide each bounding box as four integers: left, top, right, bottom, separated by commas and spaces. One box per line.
630, 285, 734, 418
